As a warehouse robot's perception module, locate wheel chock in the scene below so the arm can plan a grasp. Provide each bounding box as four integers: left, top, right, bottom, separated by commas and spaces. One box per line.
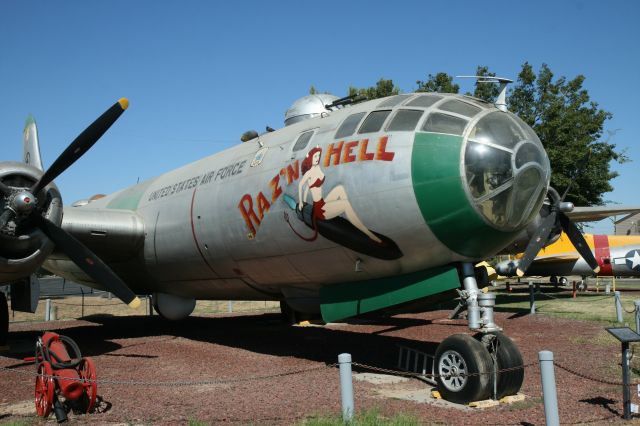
468, 399, 500, 408
297, 320, 311, 327
499, 393, 526, 404
431, 390, 441, 399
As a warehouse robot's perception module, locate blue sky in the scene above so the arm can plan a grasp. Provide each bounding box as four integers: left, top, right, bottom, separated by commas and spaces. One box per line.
1, 0, 638, 233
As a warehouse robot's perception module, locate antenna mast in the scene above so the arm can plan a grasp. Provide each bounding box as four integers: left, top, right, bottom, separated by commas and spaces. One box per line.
457, 75, 513, 112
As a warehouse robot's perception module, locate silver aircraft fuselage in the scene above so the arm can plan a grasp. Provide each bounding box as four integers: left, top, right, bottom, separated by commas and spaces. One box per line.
43, 93, 550, 302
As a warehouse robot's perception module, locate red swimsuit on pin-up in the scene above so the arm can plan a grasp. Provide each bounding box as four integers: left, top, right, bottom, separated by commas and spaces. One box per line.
310, 176, 326, 220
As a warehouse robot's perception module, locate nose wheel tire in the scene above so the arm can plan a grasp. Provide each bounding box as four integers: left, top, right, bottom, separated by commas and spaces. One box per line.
435, 334, 493, 404
479, 332, 524, 399
35, 361, 54, 417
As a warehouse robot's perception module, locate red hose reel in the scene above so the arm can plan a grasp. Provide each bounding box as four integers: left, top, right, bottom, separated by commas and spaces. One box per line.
31, 332, 97, 419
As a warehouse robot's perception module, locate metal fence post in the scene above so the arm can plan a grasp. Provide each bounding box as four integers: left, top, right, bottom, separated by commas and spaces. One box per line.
338, 353, 354, 422
635, 301, 640, 334
615, 291, 623, 323
529, 281, 536, 314
45, 298, 51, 321
539, 351, 560, 426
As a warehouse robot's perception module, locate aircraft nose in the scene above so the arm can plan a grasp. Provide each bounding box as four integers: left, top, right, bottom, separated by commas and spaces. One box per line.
463, 111, 550, 230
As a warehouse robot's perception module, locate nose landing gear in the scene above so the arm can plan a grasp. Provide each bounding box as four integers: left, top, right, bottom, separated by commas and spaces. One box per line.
434, 263, 524, 404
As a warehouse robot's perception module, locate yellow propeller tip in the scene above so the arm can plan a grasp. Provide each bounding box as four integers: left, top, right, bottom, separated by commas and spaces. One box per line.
516, 269, 525, 277
118, 98, 129, 110
128, 297, 141, 309
594, 266, 601, 274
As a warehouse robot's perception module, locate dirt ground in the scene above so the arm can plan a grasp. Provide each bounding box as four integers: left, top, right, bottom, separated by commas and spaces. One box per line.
2, 302, 640, 425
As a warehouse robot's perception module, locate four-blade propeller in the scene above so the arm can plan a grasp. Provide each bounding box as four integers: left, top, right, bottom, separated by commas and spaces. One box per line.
515, 152, 600, 277
0, 98, 140, 308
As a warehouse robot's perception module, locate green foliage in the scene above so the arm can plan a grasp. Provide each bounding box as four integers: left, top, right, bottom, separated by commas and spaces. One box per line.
471, 65, 500, 102
300, 408, 420, 426
508, 62, 627, 205
348, 78, 400, 100
416, 72, 459, 94
309, 85, 317, 95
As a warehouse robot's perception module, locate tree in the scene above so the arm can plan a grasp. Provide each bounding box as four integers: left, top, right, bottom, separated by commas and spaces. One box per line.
470, 65, 500, 102
508, 62, 626, 206
348, 78, 400, 99
416, 72, 459, 94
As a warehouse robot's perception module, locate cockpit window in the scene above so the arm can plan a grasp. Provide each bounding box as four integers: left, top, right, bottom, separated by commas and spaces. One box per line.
377, 94, 413, 108
464, 142, 513, 198
439, 100, 481, 118
335, 112, 366, 139
406, 95, 442, 108
468, 111, 525, 148
292, 130, 314, 152
358, 110, 392, 134
421, 113, 468, 135
387, 109, 424, 131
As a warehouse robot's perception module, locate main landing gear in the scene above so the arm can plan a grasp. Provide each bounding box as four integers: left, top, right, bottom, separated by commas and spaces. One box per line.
0, 291, 8, 347
434, 263, 524, 404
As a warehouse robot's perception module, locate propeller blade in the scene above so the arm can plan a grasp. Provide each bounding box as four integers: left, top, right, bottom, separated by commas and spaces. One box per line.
31, 98, 129, 195
34, 215, 140, 308
558, 211, 600, 273
0, 209, 15, 229
516, 211, 557, 277
0, 181, 11, 196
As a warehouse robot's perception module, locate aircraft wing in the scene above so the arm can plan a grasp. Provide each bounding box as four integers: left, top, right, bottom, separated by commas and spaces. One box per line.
533, 254, 581, 263
566, 206, 640, 222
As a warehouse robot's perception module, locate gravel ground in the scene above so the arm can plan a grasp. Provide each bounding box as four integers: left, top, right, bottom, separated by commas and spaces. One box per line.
1, 309, 639, 425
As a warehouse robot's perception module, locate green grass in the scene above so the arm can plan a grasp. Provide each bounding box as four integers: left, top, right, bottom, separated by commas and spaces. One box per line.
494, 288, 640, 325
300, 409, 422, 426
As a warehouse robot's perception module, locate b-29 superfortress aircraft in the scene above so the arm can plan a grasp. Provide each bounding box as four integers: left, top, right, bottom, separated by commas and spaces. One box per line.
0, 81, 605, 403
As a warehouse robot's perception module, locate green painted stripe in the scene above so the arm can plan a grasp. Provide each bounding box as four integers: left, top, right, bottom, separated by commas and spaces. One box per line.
320, 265, 460, 323
106, 180, 153, 210
411, 132, 518, 258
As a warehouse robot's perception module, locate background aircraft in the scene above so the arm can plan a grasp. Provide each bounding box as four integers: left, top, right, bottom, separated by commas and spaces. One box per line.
0, 86, 599, 403
496, 230, 640, 285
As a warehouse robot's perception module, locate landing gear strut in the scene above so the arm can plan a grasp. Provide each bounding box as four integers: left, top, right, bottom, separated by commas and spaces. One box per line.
435, 263, 524, 404
0, 291, 8, 347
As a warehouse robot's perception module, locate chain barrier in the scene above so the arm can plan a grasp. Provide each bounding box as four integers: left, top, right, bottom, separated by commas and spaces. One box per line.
621, 302, 637, 315
351, 361, 538, 379
51, 300, 127, 307
555, 361, 640, 388
0, 363, 336, 387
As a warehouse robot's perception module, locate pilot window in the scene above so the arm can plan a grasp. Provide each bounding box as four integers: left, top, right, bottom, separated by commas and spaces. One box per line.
387, 109, 424, 131
358, 110, 392, 134
377, 94, 413, 108
406, 95, 442, 108
439, 100, 481, 118
292, 130, 314, 151
335, 112, 367, 139
422, 113, 468, 135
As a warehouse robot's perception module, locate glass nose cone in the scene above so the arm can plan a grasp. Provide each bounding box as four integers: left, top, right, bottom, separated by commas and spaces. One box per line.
464, 111, 550, 230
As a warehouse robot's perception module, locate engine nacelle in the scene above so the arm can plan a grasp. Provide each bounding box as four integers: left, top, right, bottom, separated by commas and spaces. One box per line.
152, 292, 196, 320
0, 162, 62, 282
498, 211, 561, 256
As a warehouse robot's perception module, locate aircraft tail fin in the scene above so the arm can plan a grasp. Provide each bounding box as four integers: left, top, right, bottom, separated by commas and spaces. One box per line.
23, 115, 44, 170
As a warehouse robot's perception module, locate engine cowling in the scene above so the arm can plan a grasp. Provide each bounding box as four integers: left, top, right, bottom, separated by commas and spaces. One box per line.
0, 161, 62, 282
